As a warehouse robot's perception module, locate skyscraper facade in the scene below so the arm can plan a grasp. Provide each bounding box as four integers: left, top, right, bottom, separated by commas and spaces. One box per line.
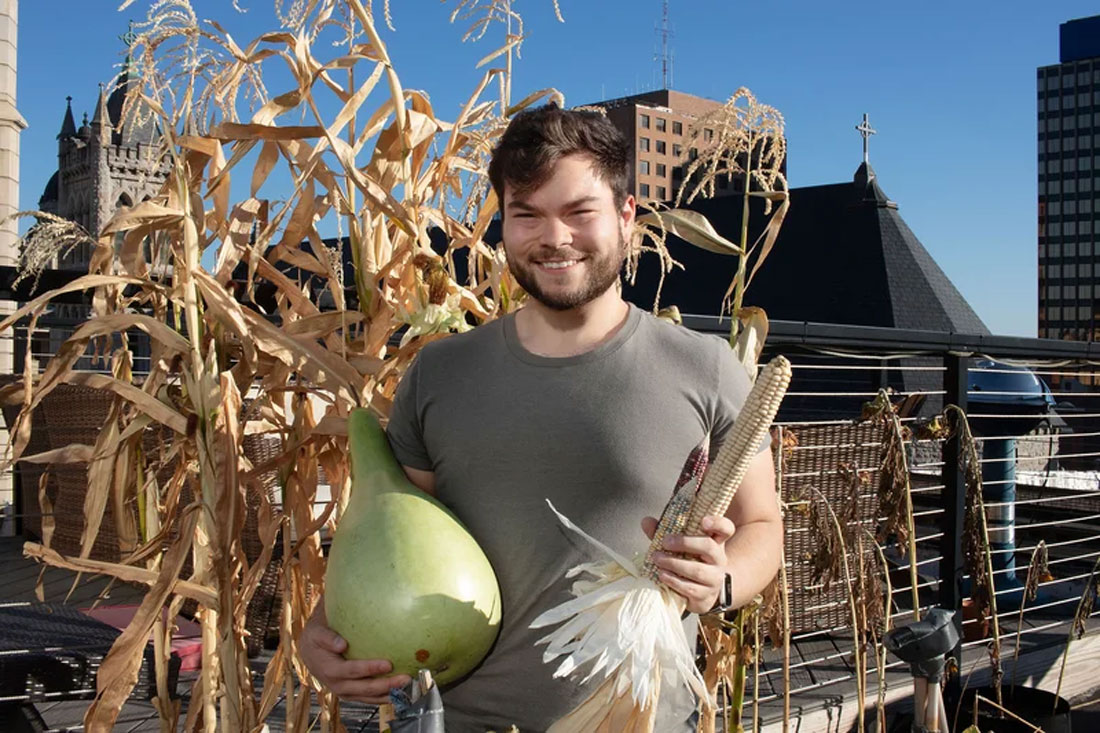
1038, 15, 1100, 340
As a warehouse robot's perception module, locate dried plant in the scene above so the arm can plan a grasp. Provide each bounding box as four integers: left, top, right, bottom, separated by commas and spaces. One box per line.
0, 1, 565, 730
5, 212, 96, 292
675, 88, 789, 337
862, 389, 921, 622
3, 3, 796, 731
1054, 556, 1100, 712
945, 404, 1004, 707
807, 484, 866, 730
1010, 541, 1049, 693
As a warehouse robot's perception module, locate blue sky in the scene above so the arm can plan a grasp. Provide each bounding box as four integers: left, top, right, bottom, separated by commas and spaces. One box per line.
16, 1, 1100, 337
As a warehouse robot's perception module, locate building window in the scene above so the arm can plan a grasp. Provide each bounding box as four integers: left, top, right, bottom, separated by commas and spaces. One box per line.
640, 137, 650, 152
689, 147, 698, 160
673, 121, 682, 135
1050, 96, 1060, 112
656, 140, 666, 154
639, 160, 650, 175
1049, 285, 1062, 300
1050, 200, 1061, 216
1062, 75, 1074, 89
673, 143, 682, 157
1066, 200, 1078, 216
640, 183, 650, 198
1066, 263, 1078, 278
703, 128, 714, 142
1065, 240, 1076, 256
1081, 92, 1091, 107
657, 186, 666, 200
656, 117, 666, 132
641, 114, 650, 129
1050, 307, 1062, 321
1063, 93, 1076, 111
656, 163, 666, 176
1080, 306, 1092, 321
1065, 178, 1076, 194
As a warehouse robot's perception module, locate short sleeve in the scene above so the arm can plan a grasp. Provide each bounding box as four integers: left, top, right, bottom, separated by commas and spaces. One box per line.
710, 342, 771, 456
385, 354, 434, 471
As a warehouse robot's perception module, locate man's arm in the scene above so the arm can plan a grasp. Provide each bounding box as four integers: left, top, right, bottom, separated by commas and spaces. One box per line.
647, 447, 783, 613
298, 464, 437, 701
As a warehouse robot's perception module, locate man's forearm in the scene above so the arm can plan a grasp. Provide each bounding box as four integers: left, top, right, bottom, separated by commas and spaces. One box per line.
723, 518, 783, 609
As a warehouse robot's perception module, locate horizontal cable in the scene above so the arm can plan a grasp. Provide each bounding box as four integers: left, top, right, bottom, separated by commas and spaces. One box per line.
791, 363, 945, 372
985, 490, 1100, 509
968, 411, 1100, 419
786, 390, 947, 399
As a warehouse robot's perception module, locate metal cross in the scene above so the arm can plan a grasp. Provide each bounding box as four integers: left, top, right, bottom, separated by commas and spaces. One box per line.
119, 20, 137, 48
856, 113, 876, 164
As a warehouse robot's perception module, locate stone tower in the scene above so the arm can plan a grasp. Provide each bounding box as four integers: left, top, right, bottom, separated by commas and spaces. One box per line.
0, 0, 23, 536
39, 32, 166, 270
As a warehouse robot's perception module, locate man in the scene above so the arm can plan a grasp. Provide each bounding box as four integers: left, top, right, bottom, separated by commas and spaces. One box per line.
300, 104, 783, 732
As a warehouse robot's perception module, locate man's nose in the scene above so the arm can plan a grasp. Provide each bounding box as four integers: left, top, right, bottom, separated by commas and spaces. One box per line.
541, 217, 573, 247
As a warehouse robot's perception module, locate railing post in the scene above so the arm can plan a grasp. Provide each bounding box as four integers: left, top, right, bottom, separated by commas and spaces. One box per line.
940, 352, 968, 700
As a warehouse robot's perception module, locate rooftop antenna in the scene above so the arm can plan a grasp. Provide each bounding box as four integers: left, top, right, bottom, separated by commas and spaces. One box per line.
655, 0, 673, 90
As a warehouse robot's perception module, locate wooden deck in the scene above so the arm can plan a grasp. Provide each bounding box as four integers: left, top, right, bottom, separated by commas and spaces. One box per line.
2, 536, 1098, 732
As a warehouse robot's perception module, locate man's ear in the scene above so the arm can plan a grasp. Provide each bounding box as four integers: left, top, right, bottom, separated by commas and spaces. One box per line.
620, 194, 636, 233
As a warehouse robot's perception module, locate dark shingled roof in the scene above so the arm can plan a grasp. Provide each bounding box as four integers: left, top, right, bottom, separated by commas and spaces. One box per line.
107, 58, 159, 147
622, 163, 989, 335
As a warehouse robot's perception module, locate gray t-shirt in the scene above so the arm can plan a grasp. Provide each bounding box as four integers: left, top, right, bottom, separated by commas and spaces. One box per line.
385, 304, 756, 733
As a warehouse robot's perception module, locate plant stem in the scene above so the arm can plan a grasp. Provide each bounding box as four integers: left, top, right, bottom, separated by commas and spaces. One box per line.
731, 132, 753, 349
809, 487, 865, 730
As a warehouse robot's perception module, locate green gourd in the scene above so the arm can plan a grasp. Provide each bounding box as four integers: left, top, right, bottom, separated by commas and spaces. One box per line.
325, 408, 501, 686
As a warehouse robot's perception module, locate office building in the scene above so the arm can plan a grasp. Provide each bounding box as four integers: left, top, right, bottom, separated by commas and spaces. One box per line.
1038, 15, 1100, 340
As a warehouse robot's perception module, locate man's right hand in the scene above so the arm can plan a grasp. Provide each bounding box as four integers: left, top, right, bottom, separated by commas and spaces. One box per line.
299, 597, 412, 704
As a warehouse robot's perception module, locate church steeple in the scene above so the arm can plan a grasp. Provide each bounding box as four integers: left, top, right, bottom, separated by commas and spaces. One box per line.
57, 96, 76, 139
91, 83, 111, 145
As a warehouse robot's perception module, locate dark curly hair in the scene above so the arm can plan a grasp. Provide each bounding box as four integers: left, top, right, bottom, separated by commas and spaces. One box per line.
488, 104, 631, 217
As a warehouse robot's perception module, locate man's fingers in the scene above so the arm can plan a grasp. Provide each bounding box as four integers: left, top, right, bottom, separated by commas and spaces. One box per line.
315, 626, 348, 654
641, 516, 658, 540
661, 534, 726, 565
330, 658, 396, 681
652, 552, 723, 586
700, 515, 736, 542
656, 569, 712, 610
331, 673, 412, 703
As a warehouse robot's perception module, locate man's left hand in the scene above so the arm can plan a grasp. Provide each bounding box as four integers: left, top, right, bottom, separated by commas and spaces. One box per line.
641, 515, 735, 615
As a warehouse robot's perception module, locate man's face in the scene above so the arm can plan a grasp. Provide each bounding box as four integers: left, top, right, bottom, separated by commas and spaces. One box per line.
501, 154, 635, 312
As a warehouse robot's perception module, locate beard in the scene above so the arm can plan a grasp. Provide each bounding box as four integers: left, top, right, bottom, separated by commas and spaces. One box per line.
505, 232, 626, 311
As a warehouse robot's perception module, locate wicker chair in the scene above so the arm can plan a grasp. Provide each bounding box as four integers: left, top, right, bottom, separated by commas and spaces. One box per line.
0, 379, 55, 541
3, 381, 287, 656
782, 420, 884, 634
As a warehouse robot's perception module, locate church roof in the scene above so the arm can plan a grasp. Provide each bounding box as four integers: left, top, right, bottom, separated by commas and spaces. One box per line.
38, 171, 58, 210
621, 164, 990, 335
107, 55, 158, 146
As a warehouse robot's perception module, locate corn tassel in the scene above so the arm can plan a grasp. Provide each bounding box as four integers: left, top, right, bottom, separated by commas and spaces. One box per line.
532, 355, 793, 732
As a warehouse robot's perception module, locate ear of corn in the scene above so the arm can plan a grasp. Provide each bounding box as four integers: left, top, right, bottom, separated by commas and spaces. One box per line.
685, 355, 791, 534
642, 444, 708, 582
641, 355, 790, 579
